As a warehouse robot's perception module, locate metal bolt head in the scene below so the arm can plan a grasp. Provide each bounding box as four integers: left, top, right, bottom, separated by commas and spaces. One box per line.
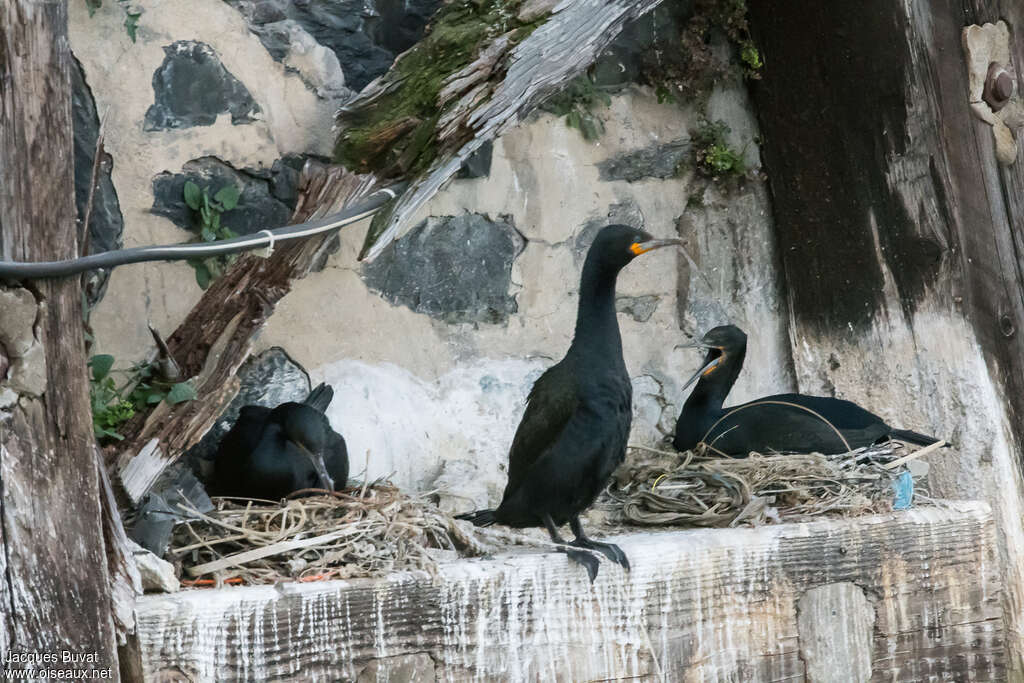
984, 62, 1016, 111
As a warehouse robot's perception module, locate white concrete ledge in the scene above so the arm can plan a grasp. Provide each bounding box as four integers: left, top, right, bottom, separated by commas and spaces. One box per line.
135, 501, 1005, 681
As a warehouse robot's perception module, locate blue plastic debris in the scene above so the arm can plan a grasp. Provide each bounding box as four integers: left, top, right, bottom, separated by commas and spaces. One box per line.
891, 471, 914, 510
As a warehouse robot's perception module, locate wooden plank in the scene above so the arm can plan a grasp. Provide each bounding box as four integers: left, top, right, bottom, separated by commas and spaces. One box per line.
0, 0, 119, 672
747, 0, 1024, 673
797, 583, 873, 682
135, 502, 1004, 682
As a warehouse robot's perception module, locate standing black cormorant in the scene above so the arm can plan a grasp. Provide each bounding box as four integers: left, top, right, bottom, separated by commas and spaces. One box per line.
212, 383, 349, 500
673, 325, 945, 455
457, 225, 681, 581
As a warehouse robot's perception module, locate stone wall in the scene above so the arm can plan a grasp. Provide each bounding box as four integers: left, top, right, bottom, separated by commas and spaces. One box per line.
70, 1, 792, 501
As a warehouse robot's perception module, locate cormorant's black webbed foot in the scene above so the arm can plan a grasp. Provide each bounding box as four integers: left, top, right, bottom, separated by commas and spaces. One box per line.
571, 538, 630, 571
544, 514, 601, 582
570, 516, 630, 571
562, 547, 600, 582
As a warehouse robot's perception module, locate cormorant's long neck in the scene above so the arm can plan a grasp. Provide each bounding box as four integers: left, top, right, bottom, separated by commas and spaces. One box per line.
684, 348, 745, 414
569, 257, 622, 359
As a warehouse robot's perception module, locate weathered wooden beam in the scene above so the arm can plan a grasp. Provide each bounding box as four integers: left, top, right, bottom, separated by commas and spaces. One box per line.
135, 502, 1004, 681
748, 0, 1024, 672
0, 0, 119, 673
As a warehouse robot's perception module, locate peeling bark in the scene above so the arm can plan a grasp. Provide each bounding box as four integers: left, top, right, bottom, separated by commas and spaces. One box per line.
0, 0, 119, 672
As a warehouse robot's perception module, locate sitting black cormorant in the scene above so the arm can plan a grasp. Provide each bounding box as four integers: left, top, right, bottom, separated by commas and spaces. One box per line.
673, 325, 945, 455
212, 383, 349, 500
457, 225, 681, 581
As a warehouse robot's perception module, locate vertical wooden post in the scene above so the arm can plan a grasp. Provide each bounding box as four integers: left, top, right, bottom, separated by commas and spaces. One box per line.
0, 0, 119, 675
749, 0, 1024, 672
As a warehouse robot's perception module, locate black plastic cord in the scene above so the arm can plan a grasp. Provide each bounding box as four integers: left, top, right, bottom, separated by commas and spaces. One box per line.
0, 183, 407, 279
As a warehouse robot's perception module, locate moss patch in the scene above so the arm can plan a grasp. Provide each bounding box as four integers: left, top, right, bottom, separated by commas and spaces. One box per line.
334, 0, 541, 179
540, 74, 612, 141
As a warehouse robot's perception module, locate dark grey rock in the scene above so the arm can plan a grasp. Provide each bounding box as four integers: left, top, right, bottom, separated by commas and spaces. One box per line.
224, 0, 440, 92
371, 0, 439, 55
186, 347, 312, 473
616, 295, 660, 322
128, 462, 214, 557
151, 156, 294, 235
362, 213, 526, 325
590, 2, 694, 89
144, 41, 260, 131
71, 57, 124, 309
456, 141, 493, 179
597, 140, 690, 183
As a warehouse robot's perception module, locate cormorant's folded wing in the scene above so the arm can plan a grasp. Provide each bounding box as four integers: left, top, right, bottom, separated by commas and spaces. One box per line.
504, 360, 578, 497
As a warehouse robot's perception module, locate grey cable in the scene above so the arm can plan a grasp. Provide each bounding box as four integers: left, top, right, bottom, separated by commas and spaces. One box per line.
0, 183, 406, 279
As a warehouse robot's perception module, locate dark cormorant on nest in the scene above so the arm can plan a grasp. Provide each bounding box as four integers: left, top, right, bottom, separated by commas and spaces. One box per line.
212, 383, 349, 500
673, 325, 945, 456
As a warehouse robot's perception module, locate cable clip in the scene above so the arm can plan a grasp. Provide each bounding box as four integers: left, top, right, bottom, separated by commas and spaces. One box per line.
255, 229, 276, 258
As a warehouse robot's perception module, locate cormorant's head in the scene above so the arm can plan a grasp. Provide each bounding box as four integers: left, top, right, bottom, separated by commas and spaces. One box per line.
274, 403, 327, 454
588, 225, 682, 271
273, 403, 334, 490
677, 325, 748, 389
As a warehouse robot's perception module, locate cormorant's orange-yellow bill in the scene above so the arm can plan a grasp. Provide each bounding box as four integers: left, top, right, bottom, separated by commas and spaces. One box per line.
680, 351, 724, 391
630, 238, 682, 255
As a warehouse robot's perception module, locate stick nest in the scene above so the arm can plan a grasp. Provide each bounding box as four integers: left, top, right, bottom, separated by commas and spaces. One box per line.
169, 484, 499, 587
598, 442, 931, 528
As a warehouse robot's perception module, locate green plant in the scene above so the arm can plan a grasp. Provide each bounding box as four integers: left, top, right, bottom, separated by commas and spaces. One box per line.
89, 354, 135, 441
183, 180, 241, 289
740, 44, 763, 71
84, 0, 143, 43
692, 120, 746, 179
541, 75, 612, 141
88, 353, 197, 442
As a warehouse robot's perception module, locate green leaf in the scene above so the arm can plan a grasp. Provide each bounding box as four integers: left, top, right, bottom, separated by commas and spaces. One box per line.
166, 382, 197, 405
221, 226, 237, 239
565, 109, 581, 131
194, 263, 211, 289
85, 0, 102, 17
183, 181, 201, 210
579, 113, 603, 141
124, 10, 141, 42
146, 393, 164, 404
200, 226, 217, 242
89, 354, 115, 381
210, 212, 221, 231
96, 426, 125, 441
214, 185, 240, 211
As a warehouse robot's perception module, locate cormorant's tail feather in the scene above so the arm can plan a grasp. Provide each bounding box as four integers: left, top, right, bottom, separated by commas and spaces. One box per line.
890, 429, 950, 448
455, 509, 497, 527
305, 382, 334, 412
